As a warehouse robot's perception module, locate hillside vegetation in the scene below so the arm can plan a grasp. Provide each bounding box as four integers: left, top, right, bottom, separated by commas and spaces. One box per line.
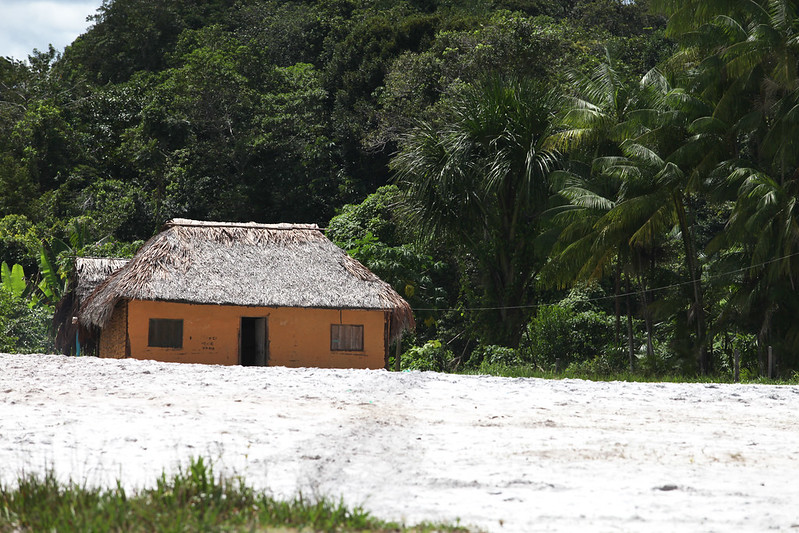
2, 0, 798, 378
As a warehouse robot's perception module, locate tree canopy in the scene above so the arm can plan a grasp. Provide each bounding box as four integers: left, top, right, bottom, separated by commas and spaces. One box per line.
6, 0, 799, 378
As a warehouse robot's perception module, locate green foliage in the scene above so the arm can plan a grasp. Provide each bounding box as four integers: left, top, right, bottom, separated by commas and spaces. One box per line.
459, 361, 799, 384
0, 267, 54, 354
572, 0, 664, 37
392, 75, 560, 346
523, 301, 615, 369
0, 262, 26, 298
32, 217, 144, 311
467, 344, 523, 369
0, 457, 462, 532
77, 179, 154, 241
1, 0, 669, 231
0, 258, 55, 354
329, 184, 452, 333
328, 185, 402, 249
36, 238, 69, 306
0, 0, 669, 234
61, 0, 232, 84
634, 338, 694, 376
13, 0, 799, 376
348, 234, 449, 320
0, 154, 37, 218
563, 346, 630, 377
107, 25, 343, 225
0, 215, 42, 280
234, 2, 328, 68
373, 12, 599, 149
711, 332, 759, 377
401, 340, 454, 372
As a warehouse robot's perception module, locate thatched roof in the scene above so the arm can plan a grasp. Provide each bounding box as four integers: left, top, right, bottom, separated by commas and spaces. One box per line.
75, 258, 130, 302
54, 257, 130, 355
79, 219, 414, 340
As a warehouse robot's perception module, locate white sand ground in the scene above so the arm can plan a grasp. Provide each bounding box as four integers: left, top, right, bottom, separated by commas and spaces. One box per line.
1, 353, 798, 532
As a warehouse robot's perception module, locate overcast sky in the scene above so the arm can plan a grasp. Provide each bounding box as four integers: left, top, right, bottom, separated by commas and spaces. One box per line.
0, 0, 103, 62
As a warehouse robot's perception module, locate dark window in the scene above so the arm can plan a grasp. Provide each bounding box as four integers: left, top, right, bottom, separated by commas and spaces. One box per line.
148, 319, 183, 348
331, 324, 364, 352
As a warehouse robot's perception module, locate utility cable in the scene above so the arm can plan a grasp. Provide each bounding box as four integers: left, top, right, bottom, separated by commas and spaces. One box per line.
409, 249, 799, 313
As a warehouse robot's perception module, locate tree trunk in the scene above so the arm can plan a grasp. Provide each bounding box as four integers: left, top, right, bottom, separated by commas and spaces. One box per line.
638, 273, 655, 358
614, 263, 622, 347
673, 193, 707, 373
625, 272, 635, 371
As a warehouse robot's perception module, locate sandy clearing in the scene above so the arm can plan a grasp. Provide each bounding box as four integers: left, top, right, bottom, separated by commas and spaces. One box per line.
1, 353, 798, 532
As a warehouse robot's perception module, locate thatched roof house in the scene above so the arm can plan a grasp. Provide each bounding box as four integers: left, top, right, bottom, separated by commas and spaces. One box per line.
78, 219, 414, 368
54, 257, 130, 356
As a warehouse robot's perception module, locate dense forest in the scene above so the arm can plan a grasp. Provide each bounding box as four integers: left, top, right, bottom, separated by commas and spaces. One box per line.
2, 0, 798, 379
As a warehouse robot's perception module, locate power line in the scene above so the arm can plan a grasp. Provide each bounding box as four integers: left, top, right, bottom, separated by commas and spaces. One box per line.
410, 249, 799, 313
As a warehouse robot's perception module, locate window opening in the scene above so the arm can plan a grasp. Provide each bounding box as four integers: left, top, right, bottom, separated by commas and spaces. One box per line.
148, 319, 183, 348
331, 324, 364, 351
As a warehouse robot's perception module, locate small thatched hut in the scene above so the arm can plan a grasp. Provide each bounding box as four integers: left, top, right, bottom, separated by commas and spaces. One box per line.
78, 219, 415, 369
54, 257, 130, 356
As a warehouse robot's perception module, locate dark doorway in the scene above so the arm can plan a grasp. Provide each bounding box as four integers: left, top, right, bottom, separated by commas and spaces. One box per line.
240, 317, 268, 366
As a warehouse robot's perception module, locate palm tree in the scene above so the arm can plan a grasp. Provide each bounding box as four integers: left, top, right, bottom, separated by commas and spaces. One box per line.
651, 0, 757, 38
660, 0, 799, 373
552, 54, 719, 372
547, 51, 659, 366
391, 76, 559, 346
656, 0, 799, 180
711, 166, 799, 372
550, 48, 645, 159
546, 163, 658, 370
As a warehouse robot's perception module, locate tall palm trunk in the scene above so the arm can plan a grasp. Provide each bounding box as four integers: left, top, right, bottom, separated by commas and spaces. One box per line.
625, 272, 635, 371
638, 273, 655, 358
614, 262, 622, 347
673, 192, 708, 373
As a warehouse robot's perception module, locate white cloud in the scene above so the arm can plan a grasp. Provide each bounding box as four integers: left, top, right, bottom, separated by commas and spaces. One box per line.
0, 1, 102, 61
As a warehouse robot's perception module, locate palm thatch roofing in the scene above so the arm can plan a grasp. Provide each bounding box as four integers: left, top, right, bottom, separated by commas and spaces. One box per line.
75, 258, 131, 301
54, 257, 130, 355
79, 219, 414, 340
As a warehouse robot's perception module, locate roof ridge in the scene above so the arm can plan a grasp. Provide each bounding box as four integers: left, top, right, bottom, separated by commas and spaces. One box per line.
166, 219, 320, 231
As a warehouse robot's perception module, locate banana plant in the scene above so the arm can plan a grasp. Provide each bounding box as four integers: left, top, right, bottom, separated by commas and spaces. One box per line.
36, 237, 70, 306
36, 218, 93, 306
1, 262, 27, 299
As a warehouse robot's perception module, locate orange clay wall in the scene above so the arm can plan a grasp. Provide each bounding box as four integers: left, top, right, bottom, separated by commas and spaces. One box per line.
112, 300, 388, 369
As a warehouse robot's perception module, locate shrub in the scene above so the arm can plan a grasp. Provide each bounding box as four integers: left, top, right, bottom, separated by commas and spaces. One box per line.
467, 344, 522, 368
522, 304, 614, 369
0, 288, 54, 354
400, 340, 454, 372
636, 339, 693, 377
564, 346, 629, 377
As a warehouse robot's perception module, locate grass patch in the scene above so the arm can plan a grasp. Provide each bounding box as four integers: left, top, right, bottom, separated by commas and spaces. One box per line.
0, 457, 469, 532
461, 363, 799, 385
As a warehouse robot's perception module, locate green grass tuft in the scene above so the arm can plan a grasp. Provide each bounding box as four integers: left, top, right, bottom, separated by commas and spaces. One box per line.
0, 457, 470, 532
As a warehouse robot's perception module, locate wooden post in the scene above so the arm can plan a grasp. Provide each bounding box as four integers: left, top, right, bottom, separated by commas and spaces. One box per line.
733, 347, 740, 383
394, 335, 401, 372
768, 345, 774, 379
